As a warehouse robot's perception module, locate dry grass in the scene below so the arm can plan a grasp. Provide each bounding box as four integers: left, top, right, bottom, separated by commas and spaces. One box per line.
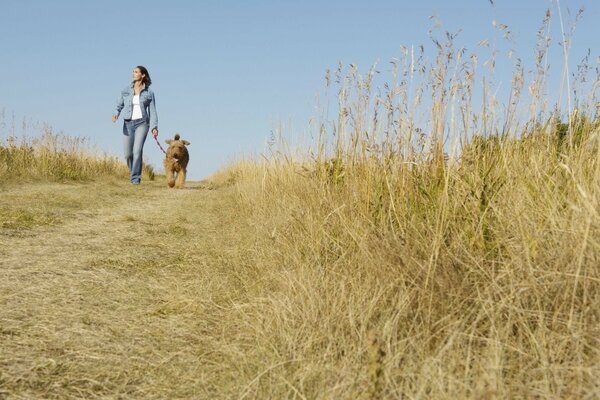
213, 130, 600, 398
0, 180, 269, 399
205, 10, 600, 399
0, 127, 155, 184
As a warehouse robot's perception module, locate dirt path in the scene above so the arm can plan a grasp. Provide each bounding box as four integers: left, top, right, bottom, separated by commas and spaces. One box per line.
0, 180, 258, 399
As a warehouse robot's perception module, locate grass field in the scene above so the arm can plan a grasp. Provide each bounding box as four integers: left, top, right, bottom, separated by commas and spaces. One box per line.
0, 179, 266, 399
1, 139, 598, 398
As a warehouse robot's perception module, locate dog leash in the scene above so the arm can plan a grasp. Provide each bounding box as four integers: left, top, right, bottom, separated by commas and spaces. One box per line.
153, 134, 167, 154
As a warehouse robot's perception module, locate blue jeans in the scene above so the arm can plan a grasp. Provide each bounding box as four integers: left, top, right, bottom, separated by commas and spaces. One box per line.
123, 119, 149, 183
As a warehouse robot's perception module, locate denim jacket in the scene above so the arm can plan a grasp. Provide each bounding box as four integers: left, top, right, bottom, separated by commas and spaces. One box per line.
114, 84, 158, 130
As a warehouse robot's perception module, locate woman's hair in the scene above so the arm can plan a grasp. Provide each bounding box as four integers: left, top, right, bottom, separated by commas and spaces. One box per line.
136, 65, 152, 87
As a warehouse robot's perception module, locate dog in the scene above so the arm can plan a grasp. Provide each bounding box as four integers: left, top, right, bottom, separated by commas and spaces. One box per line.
163, 133, 190, 188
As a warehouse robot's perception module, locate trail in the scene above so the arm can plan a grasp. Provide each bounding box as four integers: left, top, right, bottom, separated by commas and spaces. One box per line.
0, 180, 254, 399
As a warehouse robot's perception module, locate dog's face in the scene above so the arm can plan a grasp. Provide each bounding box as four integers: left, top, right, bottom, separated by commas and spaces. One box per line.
165, 136, 190, 162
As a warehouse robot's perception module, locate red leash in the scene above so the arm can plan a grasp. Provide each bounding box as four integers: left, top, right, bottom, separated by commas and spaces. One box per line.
153, 134, 167, 154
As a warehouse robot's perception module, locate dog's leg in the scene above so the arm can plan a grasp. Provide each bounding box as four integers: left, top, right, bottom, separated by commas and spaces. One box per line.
175, 168, 186, 188
166, 169, 176, 188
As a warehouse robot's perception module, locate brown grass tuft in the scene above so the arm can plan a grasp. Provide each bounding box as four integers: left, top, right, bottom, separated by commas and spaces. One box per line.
0, 126, 156, 184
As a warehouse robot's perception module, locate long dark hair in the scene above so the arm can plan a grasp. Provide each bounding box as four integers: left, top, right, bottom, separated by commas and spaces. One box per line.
136, 65, 152, 87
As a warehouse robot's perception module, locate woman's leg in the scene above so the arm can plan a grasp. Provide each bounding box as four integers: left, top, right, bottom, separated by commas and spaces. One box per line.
123, 121, 135, 173
130, 122, 149, 183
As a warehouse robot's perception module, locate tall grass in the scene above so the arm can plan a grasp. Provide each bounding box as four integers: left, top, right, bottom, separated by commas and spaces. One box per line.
210, 9, 599, 399
0, 125, 155, 183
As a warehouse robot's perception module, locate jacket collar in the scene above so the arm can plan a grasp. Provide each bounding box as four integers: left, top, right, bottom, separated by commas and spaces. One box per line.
129, 82, 147, 92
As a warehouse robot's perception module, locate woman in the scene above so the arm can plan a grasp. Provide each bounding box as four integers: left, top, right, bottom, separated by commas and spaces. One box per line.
112, 66, 158, 185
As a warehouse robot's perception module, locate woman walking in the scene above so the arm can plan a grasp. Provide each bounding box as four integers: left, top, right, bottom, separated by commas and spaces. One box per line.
112, 66, 158, 185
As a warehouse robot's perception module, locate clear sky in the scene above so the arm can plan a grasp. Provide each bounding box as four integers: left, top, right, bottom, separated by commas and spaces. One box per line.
1, 0, 598, 180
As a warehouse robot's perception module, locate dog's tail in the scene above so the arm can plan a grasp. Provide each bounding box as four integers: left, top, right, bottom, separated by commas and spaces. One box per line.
174, 133, 180, 140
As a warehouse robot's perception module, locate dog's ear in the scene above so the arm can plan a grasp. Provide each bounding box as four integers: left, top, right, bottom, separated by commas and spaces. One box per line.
165, 139, 173, 145
182, 140, 190, 146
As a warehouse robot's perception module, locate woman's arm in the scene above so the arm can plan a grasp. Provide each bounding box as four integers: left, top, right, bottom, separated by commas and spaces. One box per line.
112, 92, 125, 122
148, 92, 158, 132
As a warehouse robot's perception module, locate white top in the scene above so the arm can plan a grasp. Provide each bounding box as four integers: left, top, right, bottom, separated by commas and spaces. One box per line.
131, 95, 143, 120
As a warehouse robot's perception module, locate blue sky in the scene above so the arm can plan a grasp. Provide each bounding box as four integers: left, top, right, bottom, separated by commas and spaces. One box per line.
1, 0, 598, 180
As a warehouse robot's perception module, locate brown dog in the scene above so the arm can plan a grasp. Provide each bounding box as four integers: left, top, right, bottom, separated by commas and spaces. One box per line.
163, 133, 190, 188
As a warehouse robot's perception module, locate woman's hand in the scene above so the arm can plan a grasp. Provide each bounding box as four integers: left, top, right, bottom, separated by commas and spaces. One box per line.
152, 128, 158, 138
111, 115, 118, 123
